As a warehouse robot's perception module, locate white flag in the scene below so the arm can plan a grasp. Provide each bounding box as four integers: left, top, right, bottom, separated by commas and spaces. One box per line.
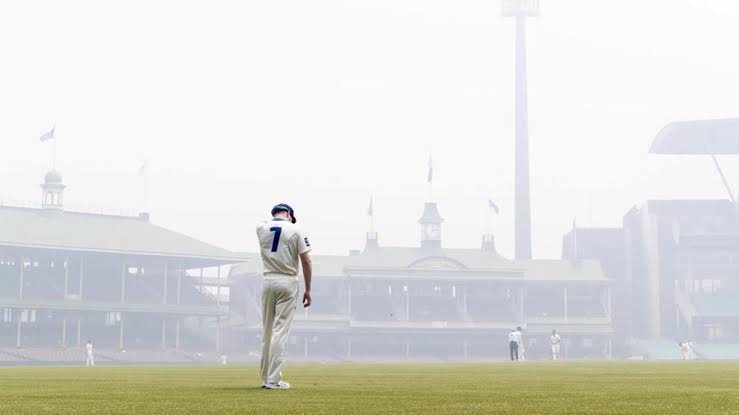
138, 159, 149, 176
40, 126, 55, 142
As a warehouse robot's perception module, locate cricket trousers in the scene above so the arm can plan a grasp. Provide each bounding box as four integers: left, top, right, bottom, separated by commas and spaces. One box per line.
260, 276, 299, 384
509, 341, 519, 361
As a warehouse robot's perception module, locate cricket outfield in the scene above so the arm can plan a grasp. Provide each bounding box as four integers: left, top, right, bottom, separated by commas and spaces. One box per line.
1, 361, 738, 414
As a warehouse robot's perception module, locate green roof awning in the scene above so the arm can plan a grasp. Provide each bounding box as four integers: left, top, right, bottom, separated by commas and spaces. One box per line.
0, 206, 244, 264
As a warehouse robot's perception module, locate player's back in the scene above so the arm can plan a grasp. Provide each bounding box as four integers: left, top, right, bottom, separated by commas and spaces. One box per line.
256, 218, 310, 277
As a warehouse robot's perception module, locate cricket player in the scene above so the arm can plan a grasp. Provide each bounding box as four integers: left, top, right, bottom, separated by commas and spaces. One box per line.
508, 329, 519, 361
85, 339, 95, 366
680, 341, 694, 360
257, 203, 312, 390
550, 330, 562, 360
515, 326, 525, 361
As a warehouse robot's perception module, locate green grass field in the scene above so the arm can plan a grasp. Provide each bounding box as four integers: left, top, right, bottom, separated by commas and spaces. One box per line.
1, 362, 738, 414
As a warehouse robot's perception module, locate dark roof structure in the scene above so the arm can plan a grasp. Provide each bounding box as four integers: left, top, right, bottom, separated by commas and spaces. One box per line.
651, 118, 739, 155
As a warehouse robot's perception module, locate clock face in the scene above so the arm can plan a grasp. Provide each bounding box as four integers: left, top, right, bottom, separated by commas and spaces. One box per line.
423, 224, 441, 240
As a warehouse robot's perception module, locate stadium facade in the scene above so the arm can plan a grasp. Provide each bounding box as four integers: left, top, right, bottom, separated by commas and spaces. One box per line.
230, 201, 614, 362
565, 200, 739, 355
0, 171, 244, 364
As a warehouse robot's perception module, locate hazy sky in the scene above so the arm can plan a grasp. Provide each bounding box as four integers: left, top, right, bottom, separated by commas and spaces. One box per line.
2, 0, 739, 259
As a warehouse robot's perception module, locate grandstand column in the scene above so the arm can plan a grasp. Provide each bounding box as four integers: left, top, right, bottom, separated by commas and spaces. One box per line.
18, 256, 24, 300
63, 256, 69, 299
304, 337, 308, 359
216, 265, 222, 354
15, 310, 22, 348
463, 287, 468, 322
463, 340, 468, 360
76, 318, 81, 346
176, 265, 182, 351
405, 287, 410, 321
79, 256, 85, 300
404, 342, 410, 359
216, 265, 221, 307
176, 265, 182, 305
606, 286, 611, 321
347, 281, 352, 314
61, 317, 67, 347
347, 338, 352, 360
161, 319, 166, 350
199, 267, 204, 294
564, 287, 568, 321
119, 316, 125, 350
120, 265, 126, 304
163, 263, 168, 304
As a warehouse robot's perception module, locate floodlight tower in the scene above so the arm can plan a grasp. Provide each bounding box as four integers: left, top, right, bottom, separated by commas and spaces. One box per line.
503, 0, 538, 260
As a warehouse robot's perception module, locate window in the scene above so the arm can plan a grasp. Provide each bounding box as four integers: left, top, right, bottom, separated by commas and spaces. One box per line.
2, 309, 12, 323
707, 325, 723, 340
21, 309, 36, 323
105, 312, 121, 327
695, 279, 721, 294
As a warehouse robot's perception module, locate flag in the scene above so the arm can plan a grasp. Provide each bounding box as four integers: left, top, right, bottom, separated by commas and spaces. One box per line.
367, 196, 374, 216
40, 126, 55, 142
572, 218, 579, 263
488, 200, 500, 214
137, 159, 149, 176
427, 155, 433, 183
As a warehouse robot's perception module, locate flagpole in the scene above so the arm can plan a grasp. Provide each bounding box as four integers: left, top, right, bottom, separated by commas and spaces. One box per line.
427, 154, 434, 202
368, 196, 375, 233
53, 138, 57, 170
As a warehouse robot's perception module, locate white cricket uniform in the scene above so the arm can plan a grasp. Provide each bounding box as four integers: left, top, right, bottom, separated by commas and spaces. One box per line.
550, 334, 561, 360
515, 330, 525, 361
257, 218, 311, 385
85, 343, 95, 366
681, 342, 694, 360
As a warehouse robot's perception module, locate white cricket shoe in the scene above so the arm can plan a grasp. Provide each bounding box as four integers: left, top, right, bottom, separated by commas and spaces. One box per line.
265, 381, 291, 390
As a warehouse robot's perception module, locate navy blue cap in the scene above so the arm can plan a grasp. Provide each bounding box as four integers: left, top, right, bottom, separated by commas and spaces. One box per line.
271, 203, 296, 223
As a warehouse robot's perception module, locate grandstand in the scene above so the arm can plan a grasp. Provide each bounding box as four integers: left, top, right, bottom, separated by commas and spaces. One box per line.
0, 170, 244, 364
229, 201, 614, 362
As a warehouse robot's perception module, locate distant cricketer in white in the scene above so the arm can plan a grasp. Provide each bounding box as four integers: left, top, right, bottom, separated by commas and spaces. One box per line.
256, 203, 313, 390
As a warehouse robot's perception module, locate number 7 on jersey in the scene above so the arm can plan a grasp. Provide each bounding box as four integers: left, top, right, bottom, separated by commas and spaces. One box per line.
269, 227, 282, 252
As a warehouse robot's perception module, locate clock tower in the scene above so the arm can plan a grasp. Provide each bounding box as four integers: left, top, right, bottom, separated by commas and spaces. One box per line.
419, 202, 444, 250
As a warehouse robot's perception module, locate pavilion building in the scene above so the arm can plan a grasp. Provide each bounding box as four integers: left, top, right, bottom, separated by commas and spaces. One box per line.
230, 200, 614, 361
0, 170, 243, 363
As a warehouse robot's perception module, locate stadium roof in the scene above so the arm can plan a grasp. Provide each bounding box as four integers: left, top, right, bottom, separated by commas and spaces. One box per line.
0, 206, 244, 265
230, 247, 607, 282
650, 118, 739, 154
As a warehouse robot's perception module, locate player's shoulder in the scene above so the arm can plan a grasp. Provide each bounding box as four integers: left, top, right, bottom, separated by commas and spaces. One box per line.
256, 220, 269, 232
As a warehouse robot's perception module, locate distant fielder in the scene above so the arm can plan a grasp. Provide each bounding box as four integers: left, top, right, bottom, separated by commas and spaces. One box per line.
550, 330, 561, 360
679, 341, 694, 360
515, 326, 525, 361
257, 203, 312, 389
508, 329, 519, 361
85, 339, 95, 366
